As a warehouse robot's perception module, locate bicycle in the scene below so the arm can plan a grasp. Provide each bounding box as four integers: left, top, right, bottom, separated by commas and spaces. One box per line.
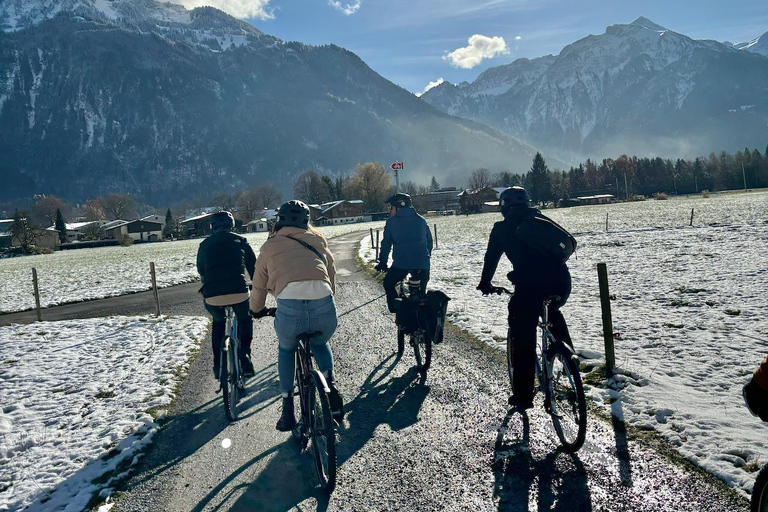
219, 305, 246, 421
261, 308, 337, 492
492, 286, 587, 452
395, 276, 431, 373
753, 464, 768, 512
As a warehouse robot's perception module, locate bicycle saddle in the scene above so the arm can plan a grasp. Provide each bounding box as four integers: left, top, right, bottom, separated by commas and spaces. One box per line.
296, 331, 323, 341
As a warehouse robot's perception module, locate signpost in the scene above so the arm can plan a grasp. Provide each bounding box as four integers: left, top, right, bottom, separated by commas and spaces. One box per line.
390, 161, 403, 192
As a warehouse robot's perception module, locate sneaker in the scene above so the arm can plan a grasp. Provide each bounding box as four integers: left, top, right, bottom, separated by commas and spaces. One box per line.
240, 354, 255, 377
508, 395, 533, 410
276, 397, 297, 432
328, 384, 345, 422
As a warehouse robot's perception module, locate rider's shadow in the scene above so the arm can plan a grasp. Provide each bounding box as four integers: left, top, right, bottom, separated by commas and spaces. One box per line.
337, 355, 430, 465
493, 409, 592, 511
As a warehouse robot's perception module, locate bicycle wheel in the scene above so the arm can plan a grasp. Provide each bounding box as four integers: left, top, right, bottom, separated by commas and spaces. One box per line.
221, 338, 240, 421
412, 328, 432, 372
309, 371, 337, 492
397, 325, 405, 357
753, 464, 768, 512
546, 344, 586, 452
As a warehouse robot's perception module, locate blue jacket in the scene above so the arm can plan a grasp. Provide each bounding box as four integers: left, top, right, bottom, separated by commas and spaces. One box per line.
378, 207, 433, 270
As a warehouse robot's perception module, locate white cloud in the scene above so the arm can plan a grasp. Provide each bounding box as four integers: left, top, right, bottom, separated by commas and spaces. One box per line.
416, 78, 444, 97
328, 0, 362, 15
443, 34, 510, 69
173, 0, 274, 19
515, 35, 522, 41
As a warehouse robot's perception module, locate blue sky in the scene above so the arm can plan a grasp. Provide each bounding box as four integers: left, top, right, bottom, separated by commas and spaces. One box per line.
179, 0, 768, 95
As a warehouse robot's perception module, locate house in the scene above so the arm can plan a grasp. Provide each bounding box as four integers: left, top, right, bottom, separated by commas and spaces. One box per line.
0, 219, 14, 249
459, 187, 498, 214
315, 200, 368, 226
575, 194, 615, 205
482, 200, 500, 213
0, 219, 60, 250
182, 213, 216, 237
140, 214, 166, 231
411, 188, 462, 213
62, 220, 108, 241
245, 218, 272, 233
105, 219, 162, 241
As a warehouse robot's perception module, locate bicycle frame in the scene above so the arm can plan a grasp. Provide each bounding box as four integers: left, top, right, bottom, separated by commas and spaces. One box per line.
221, 307, 241, 381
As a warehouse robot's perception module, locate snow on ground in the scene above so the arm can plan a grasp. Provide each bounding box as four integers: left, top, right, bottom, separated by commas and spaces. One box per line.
361, 190, 768, 495
0, 315, 208, 511
0, 222, 384, 315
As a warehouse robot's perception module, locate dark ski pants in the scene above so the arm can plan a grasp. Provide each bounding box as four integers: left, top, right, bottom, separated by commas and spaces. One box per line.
383, 267, 430, 312
204, 299, 253, 362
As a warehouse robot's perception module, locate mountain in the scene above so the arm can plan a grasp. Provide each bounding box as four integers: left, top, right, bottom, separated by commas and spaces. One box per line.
0, 0, 545, 205
734, 31, 768, 58
421, 17, 768, 162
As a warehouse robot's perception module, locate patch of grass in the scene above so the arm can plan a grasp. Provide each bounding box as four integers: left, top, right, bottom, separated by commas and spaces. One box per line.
675, 286, 707, 294
743, 460, 761, 473
582, 362, 608, 386
3, 359, 18, 364
663, 323, 685, 329
669, 299, 690, 307
725, 309, 741, 316
442, 275, 468, 284
94, 390, 116, 399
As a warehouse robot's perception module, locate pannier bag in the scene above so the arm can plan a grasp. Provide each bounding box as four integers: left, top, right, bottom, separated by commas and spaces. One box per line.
514, 212, 576, 264
395, 298, 419, 335
425, 290, 451, 344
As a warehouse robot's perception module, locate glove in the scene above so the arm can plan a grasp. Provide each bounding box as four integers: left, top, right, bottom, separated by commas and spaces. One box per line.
476, 281, 493, 295
250, 308, 271, 319
374, 261, 388, 272
744, 378, 768, 422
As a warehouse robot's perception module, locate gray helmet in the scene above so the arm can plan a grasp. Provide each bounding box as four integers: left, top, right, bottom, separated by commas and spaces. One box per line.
276, 200, 310, 229
210, 211, 235, 232
386, 193, 412, 209
499, 186, 529, 217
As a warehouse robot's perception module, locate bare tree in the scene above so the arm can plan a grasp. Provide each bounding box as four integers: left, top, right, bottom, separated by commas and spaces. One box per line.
254, 183, 282, 209
81, 199, 106, 221
236, 189, 262, 221
468, 168, 492, 190
293, 170, 330, 204
348, 162, 391, 212
80, 222, 105, 241
400, 180, 420, 196
31, 195, 69, 227
99, 194, 138, 220
212, 191, 239, 211
9, 210, 38, 253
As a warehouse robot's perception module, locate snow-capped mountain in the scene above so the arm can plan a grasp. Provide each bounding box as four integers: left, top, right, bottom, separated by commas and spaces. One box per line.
422, 17, 768, 161
0, 0, 544, 204
734, 31, 768, 58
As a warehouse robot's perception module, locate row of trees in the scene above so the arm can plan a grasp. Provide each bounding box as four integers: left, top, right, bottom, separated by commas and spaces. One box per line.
466, 146, 768, 204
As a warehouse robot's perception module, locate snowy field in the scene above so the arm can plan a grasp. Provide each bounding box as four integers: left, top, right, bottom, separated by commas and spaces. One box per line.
361, 190, 768, 495
0, 315, 208, 511
0, 222, 384, 315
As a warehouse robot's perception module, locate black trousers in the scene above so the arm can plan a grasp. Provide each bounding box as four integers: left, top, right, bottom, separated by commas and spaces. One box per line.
204, 299, 253, 361
383, 267, 430, 312
508, 279, 572, 404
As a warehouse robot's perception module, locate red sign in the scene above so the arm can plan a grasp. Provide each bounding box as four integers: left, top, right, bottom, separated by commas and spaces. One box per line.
391, 161, 403, 170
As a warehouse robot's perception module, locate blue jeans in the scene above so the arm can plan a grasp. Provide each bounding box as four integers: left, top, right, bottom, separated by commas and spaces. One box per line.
274, 295, 337, 396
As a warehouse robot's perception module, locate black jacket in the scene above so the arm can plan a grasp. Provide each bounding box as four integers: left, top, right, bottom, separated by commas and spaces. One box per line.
196, 231, 256, 298
480, 207, 569, 291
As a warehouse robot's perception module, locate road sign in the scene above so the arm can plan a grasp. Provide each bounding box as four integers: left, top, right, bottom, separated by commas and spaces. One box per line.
391, 161, 403, 170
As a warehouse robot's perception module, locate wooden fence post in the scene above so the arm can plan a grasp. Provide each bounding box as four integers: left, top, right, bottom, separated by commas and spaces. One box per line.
605, 212, 609, 231
434, 224, 438, 249
597, 262, 616, 377
375, 230, 380, 253
370, 228, 374, 248
32, 268, 42, 322
690, 208, 694, 226
150, 262, 160, 316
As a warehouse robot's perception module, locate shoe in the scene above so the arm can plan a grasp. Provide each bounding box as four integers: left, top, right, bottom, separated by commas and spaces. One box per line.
276, 397, 297, 431
240, 354, 255, 377
328, 384, 345, 422
212, 364, 220, 378
508, 395, 533, 410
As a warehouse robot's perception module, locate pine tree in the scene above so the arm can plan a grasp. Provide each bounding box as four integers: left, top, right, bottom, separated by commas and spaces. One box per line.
54, 208, 67, 244
163, 209, 174, 239
430, 176, 441, 192
527, 152, 551, 204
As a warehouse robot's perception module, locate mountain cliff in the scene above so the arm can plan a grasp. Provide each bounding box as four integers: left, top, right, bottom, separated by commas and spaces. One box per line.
422, 17, 768, 162
0, 0, 543, 204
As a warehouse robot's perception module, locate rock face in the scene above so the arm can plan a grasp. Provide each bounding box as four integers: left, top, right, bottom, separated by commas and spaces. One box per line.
422, 17, 768, 163
0, 0, 543, 204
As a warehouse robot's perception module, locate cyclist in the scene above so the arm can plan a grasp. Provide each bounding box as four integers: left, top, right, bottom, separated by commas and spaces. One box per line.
744, 354, 768, 421
476, 186, 574, 409
374, 193, 433, 313
196, 211, 257, 378
249, 200, 344, 431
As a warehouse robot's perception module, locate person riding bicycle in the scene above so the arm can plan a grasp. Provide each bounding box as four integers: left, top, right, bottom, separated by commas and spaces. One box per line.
744, 354, 768, 421
374, 193, 433, 313
249, 200, 344, 431
196, 211, 257, 379
476, 186, 574, 410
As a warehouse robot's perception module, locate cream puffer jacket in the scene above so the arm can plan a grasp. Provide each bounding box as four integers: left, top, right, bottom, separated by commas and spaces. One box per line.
250, 226, 336, 312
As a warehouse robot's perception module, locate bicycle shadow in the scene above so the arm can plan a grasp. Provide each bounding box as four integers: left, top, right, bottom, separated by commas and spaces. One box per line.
337, 355, 430, 466
610, 399, 633, 487
192, 439, 330, 512
493, 409, 592, 511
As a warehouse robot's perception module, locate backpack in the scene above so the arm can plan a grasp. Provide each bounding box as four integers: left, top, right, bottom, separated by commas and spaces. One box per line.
514, 212, 577, 264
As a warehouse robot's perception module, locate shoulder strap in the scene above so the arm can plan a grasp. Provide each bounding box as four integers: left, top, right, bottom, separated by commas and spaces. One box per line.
285, 234, 328, 266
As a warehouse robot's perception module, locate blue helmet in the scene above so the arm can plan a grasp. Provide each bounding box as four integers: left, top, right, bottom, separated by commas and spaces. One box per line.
210, 211, 235, 232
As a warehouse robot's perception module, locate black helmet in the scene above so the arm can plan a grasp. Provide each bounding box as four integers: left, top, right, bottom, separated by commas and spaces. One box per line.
276, 200, 310, 229
210, 211, 235, 232
499, 186, 529, 217
386, 193, 412, 209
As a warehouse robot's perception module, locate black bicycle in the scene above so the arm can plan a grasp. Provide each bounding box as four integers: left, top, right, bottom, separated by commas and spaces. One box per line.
493, 286, 587, 452
219, 305, 246, 421
261, 308, 337, 492
395, 276, 431, 373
